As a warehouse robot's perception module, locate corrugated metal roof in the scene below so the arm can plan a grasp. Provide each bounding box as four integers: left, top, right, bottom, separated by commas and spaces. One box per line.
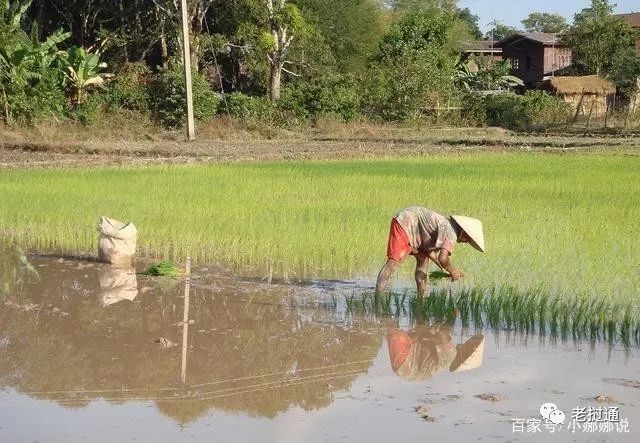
459, 41, 502, 52
496, 33, 566, 47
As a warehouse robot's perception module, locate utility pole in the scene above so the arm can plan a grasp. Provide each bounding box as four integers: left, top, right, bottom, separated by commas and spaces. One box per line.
179, 0, 195, 141
488, 19, 503, 56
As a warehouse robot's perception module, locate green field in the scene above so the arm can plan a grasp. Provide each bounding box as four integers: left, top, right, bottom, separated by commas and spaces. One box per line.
1, 152, 638, 299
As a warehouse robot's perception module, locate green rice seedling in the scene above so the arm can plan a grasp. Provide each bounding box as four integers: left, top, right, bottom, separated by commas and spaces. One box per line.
142, 261, 183, 278
0, 154, 637, 300
538, 292, 549, 334
428, 270, 451, 282
404, 284, 640, 348
620, 306, 632, 348
0, 242, 39, 298
345, 294, 355, 311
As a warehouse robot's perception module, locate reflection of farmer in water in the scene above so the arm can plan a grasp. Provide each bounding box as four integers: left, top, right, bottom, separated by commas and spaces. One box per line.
387, 326, 484, 381
376, 207, 485, 298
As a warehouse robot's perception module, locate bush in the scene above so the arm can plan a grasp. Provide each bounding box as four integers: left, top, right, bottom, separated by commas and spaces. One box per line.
110, 62, 152, 111
484, 91, 570, 130
460, 92, 487, 126
3, 72, 67, 125
69, 91, 110, 125
149, 62, 220, 127
278, 76, 362, 122
522, 90, 571, 128
222, 92, 277, 123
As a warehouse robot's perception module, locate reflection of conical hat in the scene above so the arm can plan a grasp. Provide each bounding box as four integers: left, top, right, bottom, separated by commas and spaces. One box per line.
99, 267, 139, 307
450, 215, 485, 253
449, 335, 484, 373
388, 328, 457, 381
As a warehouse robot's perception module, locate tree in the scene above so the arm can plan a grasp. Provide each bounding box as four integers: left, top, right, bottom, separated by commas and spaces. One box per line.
567, 0, 639, 90
454, 58, 523, 91
263, 0, 307, 100
296, 0, 384, 74
485, 23, 518, 41
364, 8, 459, 121
59, 44, 107, 105
202, 0, 334, 97
0, 0, 69, 123
522, 12, 568, 33
385, 0, 457, 11
457, 7, 482, 40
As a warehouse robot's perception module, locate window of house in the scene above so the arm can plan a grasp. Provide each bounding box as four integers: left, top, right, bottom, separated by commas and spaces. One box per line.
510, 57, 519, 70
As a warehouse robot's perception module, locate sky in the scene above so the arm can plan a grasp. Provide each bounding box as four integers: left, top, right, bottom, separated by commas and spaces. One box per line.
458, 0, 640, 34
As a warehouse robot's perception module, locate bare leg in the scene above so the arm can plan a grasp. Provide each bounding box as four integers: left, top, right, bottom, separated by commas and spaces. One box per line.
415, 252, 430, 298
376, 259, 401, 295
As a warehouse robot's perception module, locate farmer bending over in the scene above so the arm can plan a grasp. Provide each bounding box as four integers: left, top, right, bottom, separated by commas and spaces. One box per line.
376, 206, 485, 298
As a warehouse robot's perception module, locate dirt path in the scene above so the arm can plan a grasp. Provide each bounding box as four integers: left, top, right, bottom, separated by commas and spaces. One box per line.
2, 129, 639, 168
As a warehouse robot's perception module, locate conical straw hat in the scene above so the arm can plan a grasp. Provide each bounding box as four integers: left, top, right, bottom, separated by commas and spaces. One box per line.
451, 215, 485, 253
449, 335, 484, 372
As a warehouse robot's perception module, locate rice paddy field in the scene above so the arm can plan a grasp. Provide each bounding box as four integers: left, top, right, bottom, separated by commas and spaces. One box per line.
0, 152, 638, 300
2, 148, 640, 442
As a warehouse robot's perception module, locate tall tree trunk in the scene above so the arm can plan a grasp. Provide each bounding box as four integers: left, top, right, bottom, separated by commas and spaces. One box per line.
190, 31, 200, 72
269, 61, 283, 101
154, 3, 169, 67
119, 0, 129, 63
160, 35, 169, 68
266, 0, 293, 101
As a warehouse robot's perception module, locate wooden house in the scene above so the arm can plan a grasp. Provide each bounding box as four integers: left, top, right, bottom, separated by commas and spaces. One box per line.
496, 33, 572, 87
616, 12, 640, 56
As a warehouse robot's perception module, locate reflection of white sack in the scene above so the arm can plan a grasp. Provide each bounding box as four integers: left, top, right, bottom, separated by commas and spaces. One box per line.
99, 266, 138, 307
98, 216, 137, 265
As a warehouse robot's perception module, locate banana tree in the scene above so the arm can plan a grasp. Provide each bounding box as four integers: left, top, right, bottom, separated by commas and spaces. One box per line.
454, 58, 524, 92
60, 44, 107, 105
0, 0, 32, 45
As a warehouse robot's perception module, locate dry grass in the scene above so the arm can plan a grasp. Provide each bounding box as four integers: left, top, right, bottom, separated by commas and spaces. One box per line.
548, 75, 616, 95
1, 117, 639, 169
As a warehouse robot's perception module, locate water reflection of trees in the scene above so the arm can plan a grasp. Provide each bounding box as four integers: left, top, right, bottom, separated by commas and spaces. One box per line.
0, 258, 383, 423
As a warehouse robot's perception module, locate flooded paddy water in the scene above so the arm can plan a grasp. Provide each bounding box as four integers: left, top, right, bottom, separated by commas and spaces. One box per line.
0, 255, 638, 442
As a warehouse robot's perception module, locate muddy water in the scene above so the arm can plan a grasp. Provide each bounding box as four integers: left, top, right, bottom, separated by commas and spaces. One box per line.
0, 256, 638, 442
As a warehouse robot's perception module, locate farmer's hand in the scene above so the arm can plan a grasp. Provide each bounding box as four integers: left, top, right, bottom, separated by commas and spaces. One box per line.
450, 269, 464, 281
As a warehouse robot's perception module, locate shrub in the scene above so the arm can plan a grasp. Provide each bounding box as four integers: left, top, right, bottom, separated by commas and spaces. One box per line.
460, 92, 487, 126
222, 92, 277, 123
278, 76, 361, 123
110, 62, 152, 111
484, 91, 569, 130
149, 62, 220, 127
3, 71, 67, 125
70, 90, 110, 125
521, 90, 571, 128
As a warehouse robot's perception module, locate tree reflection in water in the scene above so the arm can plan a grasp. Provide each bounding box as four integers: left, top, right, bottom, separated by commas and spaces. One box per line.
0, 256, 383, 423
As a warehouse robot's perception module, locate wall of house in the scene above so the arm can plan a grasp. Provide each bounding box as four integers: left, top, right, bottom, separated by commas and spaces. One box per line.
501, 40, 545, 86
544, 47, 572, 75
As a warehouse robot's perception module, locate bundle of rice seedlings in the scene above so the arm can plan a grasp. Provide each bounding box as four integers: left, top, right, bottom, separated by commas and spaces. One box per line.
142, 261, 183, 278
429, 270, 451, 281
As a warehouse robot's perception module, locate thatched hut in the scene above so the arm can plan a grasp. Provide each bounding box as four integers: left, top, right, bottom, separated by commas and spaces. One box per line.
542, 75, 616, 118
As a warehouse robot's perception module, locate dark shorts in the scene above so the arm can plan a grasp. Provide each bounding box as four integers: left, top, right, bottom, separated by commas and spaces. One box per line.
386, 218, 411, 262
